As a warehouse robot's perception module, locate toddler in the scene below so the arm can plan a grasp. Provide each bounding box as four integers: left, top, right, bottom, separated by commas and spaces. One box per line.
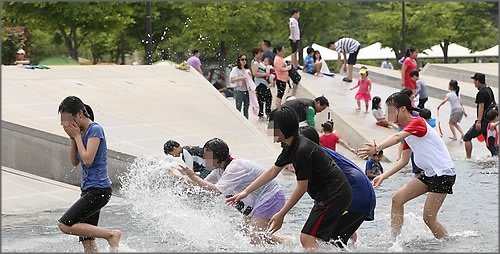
372, 96, 398, 129
365, 150, 384, 180
350, 68, 372, 113
262, 56, 276, 87
486, 108, 498, 156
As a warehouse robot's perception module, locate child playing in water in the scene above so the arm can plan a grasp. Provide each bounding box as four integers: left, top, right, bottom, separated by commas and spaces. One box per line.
350, 68, 372, 113
164, 140, 211, 179
486, 108, 498, 156
436, 80, 467, 141
319, 121, 356, 154
365, 150, 384, 180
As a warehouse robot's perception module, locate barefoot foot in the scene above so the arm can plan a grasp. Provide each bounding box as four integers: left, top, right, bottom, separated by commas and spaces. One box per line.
107, 230, 121, 252
448, 136, 457, 140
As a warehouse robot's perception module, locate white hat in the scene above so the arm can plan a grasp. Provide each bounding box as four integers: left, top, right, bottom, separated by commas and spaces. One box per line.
16, 49, 25, 55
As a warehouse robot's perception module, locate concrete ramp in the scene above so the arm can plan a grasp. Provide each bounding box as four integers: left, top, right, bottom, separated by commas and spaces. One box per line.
2, 65, 281, 185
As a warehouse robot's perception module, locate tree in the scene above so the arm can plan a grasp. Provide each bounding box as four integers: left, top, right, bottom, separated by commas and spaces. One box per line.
3, 2, 134, 60
415, 2, 497, 63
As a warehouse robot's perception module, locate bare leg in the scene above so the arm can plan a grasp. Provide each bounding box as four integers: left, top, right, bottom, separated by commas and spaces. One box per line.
453, 122, 465, 140
82, 239, 98, 253
391, 179, 428, 238
248, 216, 290, 245
348, 64, 354, 80
465, 140, 473, 159
292, 52, 298, 68
356, 100, 361, 111
300, 233, 320, 252
448, 121, 457, 140
423, 193, 449, 239
365, 100, 369, 112
275, 97, 282, 108
58, 222, 121, 252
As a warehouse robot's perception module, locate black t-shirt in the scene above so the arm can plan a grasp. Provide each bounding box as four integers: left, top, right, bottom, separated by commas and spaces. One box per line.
283, 98, 315, 122
275, 136, 351, 202
475, 85, 495, 120
182, 145, 205, 172
213, 82, 224, 90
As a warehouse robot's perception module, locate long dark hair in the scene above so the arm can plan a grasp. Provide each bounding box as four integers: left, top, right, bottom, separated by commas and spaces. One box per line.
372, 96, 382, 110
58, 96, 94, 121
236, 54, 249, 70
449, 80, 460, 96
386, 92, 419, 112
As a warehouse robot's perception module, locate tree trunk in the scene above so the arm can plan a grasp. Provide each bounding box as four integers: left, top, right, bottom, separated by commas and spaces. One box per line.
58, 24, 73, 59
441, 40, 450, 63
71, 24, 79, 60
218, 40, 227, 83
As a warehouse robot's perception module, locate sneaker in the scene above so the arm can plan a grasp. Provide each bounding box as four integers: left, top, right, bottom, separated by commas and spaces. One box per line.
342, 77, 353, 82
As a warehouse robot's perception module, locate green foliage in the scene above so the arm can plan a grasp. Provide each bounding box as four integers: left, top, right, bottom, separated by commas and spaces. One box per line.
2, 33, 22, 64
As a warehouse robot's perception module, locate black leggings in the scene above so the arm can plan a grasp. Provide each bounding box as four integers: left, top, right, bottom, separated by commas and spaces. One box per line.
256, 83, 272, 116
276, 80, 287, 99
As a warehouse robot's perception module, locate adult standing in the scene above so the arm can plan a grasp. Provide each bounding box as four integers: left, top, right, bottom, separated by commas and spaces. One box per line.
57, 96, 121, 252
273, 45, 292, 108
187, 49, 203, 75
400, 47, 419, 94
289, 9, 301, 69
251, 48, 273, 118
463, 73, 497, 159
327, 38, 361, 83
230, 54, 251, 119
262, 40, 276, 65
380, 58, 393, 69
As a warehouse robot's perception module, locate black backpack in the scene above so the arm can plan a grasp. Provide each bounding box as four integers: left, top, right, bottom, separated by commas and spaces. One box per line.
288, 67, 301, 84
483, 86, 497, 121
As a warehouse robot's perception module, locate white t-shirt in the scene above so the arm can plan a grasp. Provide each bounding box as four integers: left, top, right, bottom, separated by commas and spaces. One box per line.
403, 117, 455, 177
289, 17, 300, 40
204, 159, 282, 216
446, 91, 462, 110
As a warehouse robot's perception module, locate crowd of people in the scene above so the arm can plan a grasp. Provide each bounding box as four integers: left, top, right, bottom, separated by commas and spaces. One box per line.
54, 7, 497, 253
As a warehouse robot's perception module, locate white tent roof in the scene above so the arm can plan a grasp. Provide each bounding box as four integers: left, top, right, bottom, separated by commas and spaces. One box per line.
419, 43, 473, 58
284, 43, 337, 61
357, 42, 397, 60
471, 45, 498, 57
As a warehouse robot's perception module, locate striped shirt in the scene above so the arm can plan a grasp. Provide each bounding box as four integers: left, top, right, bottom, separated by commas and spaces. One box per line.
335, 38, 360, 53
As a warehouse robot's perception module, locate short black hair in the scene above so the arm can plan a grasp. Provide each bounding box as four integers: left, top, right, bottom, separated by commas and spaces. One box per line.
291, 8, 300, 16
418, 108, 431, 119
306, 47, 315, 55
315, 96, 329, 107
191, 49, 200, 55
374, 150, 384, 156
263, 40, 271, 48
486, 108, 498, 121
268, 105, 299, 139
410, 70, 419, 77
299, 126, 320, 145
164, 140, 180, 154
327, 41, 336, 48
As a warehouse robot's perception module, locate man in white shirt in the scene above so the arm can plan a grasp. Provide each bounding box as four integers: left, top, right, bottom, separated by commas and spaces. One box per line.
289, 9, 301, 69
381, 58, 394, 69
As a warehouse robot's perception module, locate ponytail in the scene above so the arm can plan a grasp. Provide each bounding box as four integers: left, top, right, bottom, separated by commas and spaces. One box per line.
84, 104, 94, 121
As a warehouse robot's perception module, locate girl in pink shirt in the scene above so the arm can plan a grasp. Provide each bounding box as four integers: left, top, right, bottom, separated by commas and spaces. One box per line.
350, 68, 372, 113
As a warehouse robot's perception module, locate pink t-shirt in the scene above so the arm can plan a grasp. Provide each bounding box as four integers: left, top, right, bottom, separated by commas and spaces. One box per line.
273, 56, 289, 82
320, 133, 340, 151
403, 58, 417, 90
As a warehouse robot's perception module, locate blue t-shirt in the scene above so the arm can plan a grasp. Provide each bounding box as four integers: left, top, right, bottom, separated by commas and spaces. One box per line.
427, 118, 436, 128
304, 55, 314, 73
323, 148, 376, 220
77, 122, 112, 190
365, 159, 383, 180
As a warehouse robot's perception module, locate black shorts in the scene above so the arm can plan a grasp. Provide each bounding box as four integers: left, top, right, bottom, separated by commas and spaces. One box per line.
347, 45, 361, 65
301, 189, 352, 241
463, 119, 488, 141
58, 187, 112, 241
276, 80, 287, 99
330, 211, 366, 248
418, 174, 455, 194
289, 39, 300, 54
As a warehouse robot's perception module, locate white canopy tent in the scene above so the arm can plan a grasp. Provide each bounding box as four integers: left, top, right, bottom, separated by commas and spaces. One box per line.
357, 42, 397, 60
419, 43, 473, 58
284, 43, 338, 62
471, 45, 498, 57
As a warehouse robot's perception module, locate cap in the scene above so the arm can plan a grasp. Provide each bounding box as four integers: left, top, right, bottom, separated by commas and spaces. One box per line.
471, 73, 485, 81
16, 49, 25, 55
359, 69, 368, 74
